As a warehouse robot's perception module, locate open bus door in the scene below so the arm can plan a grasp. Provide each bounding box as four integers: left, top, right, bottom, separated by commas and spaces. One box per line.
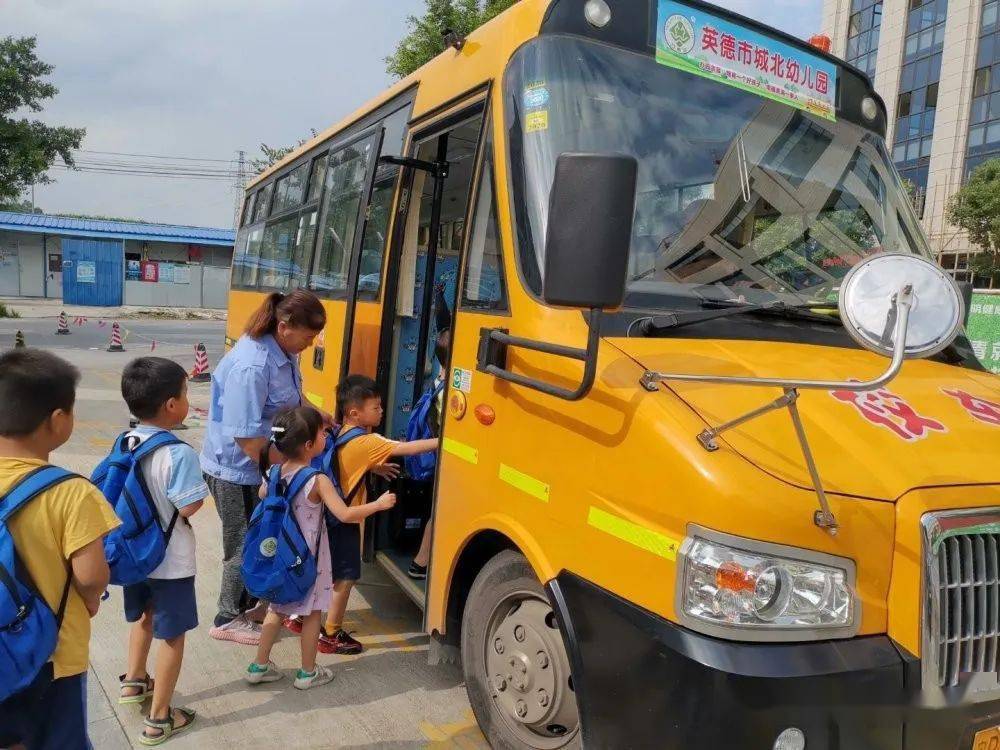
365, 98, 488, 607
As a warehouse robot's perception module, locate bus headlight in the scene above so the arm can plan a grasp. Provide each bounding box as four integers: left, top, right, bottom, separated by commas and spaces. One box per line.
678, 529, 858, 640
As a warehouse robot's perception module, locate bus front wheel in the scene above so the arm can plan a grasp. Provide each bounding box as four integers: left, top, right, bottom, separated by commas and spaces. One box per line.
461, 550, 582, 749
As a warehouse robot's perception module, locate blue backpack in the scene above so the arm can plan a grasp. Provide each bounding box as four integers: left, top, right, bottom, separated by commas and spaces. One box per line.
311, 427, 368, 526
91, 431, 183, 587
0, 466, 77, 702
405, 380, 444, 480
241, 466, 322, 605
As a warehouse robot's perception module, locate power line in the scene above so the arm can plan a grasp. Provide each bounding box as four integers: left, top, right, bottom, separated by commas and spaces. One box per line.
70, 159, 241, 176
50, 164, 238, 181
72, 148, 234, 163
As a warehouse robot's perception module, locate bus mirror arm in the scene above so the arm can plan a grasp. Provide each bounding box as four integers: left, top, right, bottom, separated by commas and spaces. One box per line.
639, 285, 916, 536
379, 155, 449, 180
476, 309, 601, 402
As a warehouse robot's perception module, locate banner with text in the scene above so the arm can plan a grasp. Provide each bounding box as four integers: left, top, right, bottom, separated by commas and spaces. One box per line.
968, 292, 1000, 374
656, 0, 838, 121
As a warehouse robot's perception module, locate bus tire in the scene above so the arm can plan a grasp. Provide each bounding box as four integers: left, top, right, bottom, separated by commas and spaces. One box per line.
461, 550, 582, 750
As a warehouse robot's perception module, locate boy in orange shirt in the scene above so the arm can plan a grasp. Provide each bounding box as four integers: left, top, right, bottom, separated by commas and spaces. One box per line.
0, 349, 120, 750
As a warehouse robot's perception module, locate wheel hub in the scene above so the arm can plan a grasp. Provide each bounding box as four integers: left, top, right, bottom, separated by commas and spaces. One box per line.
485, 597, 578, 744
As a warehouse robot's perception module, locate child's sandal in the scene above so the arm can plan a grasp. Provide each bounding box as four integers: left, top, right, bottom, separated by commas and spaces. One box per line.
138, 707, 196, 746
118, 673, 154, 705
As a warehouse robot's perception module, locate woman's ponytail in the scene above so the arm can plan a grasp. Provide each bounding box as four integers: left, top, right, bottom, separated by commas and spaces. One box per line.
245, 291, 285, 339
244, 289, 325, 340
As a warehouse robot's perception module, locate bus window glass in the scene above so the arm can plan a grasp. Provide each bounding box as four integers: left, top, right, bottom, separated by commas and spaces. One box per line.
506, 36, 931, 311
252, 183, 273, 223
232, 227, 249, 285
461, 154, 507, 311
272, 163, 308, 214
381, 106, 410, 158
309, 139, 374, 294
258, 215, 298, 290
307, 154, 328, 202
243, 225, 264, 288
356, 163, 399, 299
241, 192, 257, 227
353, 106, 412, 299
292, 209, 318, 289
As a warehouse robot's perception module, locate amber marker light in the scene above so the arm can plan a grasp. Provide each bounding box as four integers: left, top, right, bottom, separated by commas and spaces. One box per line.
474, 405, 496, 426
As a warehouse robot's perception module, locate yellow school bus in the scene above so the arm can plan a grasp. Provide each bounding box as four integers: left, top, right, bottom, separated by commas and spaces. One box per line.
228, 0, 1000, 746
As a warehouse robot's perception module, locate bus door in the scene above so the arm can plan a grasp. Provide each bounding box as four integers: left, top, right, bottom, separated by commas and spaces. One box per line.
340, 104, 414, 381
368, 100, 488, 603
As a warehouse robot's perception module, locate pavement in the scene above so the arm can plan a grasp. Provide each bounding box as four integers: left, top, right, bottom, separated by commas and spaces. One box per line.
0, 296, 226, 320
0, 318, 487, 749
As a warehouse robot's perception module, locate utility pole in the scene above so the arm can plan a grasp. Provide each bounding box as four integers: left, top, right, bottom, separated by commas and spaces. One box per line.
233, 149, 247, 227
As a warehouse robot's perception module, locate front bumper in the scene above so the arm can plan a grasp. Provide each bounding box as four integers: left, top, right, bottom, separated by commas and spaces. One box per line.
548, 571, 1000, 749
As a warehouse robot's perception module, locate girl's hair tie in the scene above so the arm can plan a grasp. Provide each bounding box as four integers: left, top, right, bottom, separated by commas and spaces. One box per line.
270, 426, 286, 434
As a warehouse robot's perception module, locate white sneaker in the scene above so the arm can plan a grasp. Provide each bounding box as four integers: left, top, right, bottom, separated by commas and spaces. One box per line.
243, 601, 269, 624
245, 661, 283, 685
209, 615, 262, 646
293, 665, 334, 690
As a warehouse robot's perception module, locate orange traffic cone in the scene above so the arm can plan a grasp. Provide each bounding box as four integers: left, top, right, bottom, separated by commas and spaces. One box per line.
55, 311, 70, 335
189, 343, 212, 382
107, 321, 125, 352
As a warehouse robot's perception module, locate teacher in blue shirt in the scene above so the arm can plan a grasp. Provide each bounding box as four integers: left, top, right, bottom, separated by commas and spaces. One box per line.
200, 289, 332, 644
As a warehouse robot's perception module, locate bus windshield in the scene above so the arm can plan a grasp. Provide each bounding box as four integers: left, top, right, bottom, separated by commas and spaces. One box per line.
506, 35, 932, 311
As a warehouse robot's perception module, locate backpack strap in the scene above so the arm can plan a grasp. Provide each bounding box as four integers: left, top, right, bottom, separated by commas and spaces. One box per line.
130, 431, 186, 542
0, 466, 78, 524
0, 466, 80, 628
331, 428, 369, 503
131, 430, 184, 461
284, 467, 321, 504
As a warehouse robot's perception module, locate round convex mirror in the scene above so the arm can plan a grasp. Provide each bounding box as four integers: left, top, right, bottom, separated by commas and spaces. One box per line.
838, 253, 964, 359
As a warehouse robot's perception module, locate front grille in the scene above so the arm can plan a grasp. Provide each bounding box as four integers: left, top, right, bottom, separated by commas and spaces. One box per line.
923, 511, 1000, 689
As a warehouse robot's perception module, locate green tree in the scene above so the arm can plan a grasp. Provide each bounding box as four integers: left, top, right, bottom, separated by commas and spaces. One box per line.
948, 158, 1000, 285
250, 129, 319, 174
0, 36, 84, 205
385, 0, 519, 79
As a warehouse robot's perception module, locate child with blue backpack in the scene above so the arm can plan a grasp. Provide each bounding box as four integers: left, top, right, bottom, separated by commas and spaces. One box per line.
104, 357, 208, 745
0, 349, 120, 750
309, 375, 438, 654
244, 405, 396, 689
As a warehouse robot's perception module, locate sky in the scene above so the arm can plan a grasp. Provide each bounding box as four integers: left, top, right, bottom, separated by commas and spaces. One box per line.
6, 0, 823, 229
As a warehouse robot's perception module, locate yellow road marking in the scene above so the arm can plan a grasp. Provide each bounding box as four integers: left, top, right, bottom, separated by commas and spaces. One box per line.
498, 464, 549, 502
587, 507, 680, 561
443, 437, 478, 464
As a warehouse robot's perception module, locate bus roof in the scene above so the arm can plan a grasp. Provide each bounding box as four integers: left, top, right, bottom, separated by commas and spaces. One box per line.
247, 0, 550, 190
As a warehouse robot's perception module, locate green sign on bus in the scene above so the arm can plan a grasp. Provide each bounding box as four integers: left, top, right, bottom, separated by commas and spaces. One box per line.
968, 292, 1000, 374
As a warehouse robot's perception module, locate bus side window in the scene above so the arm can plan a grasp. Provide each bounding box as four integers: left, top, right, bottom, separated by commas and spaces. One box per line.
461, 151, 508, 312
309, 140, 375, 295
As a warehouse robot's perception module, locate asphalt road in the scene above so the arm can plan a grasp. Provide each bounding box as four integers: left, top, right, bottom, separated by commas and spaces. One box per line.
0, 317, 226, 361
1, 319, 487, 749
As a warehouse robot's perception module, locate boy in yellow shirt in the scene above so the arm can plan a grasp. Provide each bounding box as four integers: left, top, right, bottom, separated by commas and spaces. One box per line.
0, 349, 120, 750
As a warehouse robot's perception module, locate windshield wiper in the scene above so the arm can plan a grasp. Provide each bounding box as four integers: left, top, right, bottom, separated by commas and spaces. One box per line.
633, 300, 841, 335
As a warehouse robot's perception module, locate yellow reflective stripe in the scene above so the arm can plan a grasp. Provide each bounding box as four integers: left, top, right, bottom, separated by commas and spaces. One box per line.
587, 507, 680, 561
443, 437, 479, 464
305, 391, 324, 408
499, 464, 549, 502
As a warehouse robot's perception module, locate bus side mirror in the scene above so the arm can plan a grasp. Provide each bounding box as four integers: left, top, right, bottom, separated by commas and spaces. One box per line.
542, 153, 638, 310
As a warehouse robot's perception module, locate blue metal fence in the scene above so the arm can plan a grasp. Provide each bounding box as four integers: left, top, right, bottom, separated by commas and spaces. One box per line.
62, 238, 123, 306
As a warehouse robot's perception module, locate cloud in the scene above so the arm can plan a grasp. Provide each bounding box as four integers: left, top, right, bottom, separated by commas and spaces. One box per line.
6, 0, 822, 227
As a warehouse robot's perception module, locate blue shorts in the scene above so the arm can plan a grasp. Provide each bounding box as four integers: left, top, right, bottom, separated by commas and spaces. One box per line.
326, 515, 361, 582
0, 663, 90, 749
124, 577, 199, 640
